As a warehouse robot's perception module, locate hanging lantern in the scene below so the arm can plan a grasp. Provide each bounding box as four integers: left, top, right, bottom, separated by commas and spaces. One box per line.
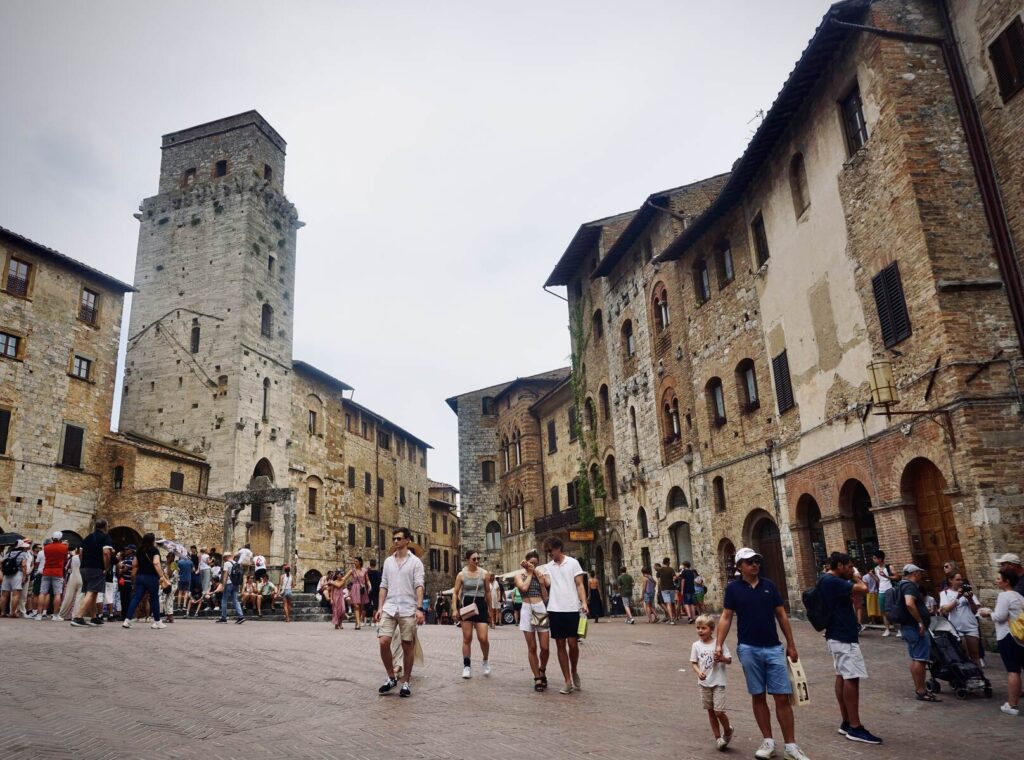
867, 360, 898, 406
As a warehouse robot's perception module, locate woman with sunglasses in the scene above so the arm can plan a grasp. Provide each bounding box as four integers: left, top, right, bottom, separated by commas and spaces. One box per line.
452, 549, 491, 679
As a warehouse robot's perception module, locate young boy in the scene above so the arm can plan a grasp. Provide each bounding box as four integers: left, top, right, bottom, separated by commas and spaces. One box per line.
690, 613, 734, 751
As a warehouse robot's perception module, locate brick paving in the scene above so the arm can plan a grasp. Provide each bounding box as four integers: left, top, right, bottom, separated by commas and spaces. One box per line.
0, 616, 1017, 759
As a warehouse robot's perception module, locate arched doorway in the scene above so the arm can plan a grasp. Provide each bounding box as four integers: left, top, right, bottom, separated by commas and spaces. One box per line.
109, 526, 142, 550
746, 510, 789, 608
252, 458, 275, 484
796, 494, 826, 581
611, 541, 623, 575
640, 547, 652, 573
595, 545, 606, 606
839, 480, 878, 568
903, 458, 962, 584
670, 522, 693, 567
303, 569, 322, 593
718, 538, 737, 591
249, 502, 272, 557
58, 530, 84, 551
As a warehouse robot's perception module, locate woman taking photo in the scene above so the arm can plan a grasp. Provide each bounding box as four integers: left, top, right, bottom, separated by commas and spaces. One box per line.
347, 557, 369, 630
122, 533, 172, 629
979, 569, 1023, 716
279, 564, 293, 622
515, 550, 550, 691
452, 550, 491, 678
939, 572, 981, 665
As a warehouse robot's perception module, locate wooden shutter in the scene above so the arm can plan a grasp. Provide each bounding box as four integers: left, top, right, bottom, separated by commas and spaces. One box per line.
0, 409, 10, 454
871, 263, 912, 348
169, 472, 185, 491
772, 350, 795, 413
989, 17, 1024, 102
61, 424, 84, 467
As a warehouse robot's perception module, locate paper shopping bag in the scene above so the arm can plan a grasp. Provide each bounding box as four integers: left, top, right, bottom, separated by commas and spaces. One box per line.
577, 614, 589, 639
787, 657, 810, 706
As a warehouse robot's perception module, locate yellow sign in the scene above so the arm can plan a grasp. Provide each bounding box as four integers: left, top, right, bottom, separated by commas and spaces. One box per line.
569, 530, 595, 541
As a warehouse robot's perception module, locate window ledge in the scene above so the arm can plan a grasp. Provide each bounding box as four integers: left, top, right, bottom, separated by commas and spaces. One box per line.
55, 463, 84, 472
0, 355, 24, 363
77, 319, 100, 330
67, 373, 96, 384
2, 290, 32, 302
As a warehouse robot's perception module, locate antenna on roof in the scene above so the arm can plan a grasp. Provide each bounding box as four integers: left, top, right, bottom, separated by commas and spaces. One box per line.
747, 108, 766, 135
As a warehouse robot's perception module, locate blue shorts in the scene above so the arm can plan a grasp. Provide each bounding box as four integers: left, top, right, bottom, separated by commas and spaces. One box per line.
643, 593, 654, 604
901, 625, 931, 662
737, 643, 792, 695
660, 590, 675, 604
683, 592, 696, 605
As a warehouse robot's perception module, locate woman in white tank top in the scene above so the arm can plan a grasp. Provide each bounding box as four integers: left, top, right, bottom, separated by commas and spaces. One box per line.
452, 550, 492, 679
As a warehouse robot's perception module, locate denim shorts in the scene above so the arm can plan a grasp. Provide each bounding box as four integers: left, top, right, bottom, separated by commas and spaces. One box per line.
737, 643, 792, 695
901, 624, 931, 662
660, 590, 675, 604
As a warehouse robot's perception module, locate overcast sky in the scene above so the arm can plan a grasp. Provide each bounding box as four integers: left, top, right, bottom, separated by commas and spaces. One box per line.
1, 1, 837, 488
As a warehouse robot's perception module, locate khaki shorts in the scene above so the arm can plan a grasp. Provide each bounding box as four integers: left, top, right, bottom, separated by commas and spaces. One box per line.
701, 685, 726, 711
378, 611, 417, 642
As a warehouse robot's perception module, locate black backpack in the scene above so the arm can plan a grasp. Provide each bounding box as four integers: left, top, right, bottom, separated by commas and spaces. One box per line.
802, 578, 831, 632
2, 551, 24, 577
885, 581, 913, 625
229, 560, 243, 587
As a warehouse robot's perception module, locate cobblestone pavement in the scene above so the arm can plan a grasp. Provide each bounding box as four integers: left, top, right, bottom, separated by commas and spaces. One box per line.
0, 615, 1017, 759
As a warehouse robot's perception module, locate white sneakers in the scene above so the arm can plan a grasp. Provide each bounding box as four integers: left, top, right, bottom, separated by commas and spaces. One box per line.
52, 615, 63, 622
754, 740, 776, 759
882, 630, 891, 637
122, 619, 133, 628
482, 661, 492, 676
462, 665, 472, 679
783, 745, 810, 760
715, 729, 733, 750
1000, 702, 1020, 716
152, 621, 167, 629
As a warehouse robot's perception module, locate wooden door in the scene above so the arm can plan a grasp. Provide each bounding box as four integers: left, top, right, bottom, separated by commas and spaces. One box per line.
912, 461, 962, 584
249, 519, 271, 557
754, 519, 790, 609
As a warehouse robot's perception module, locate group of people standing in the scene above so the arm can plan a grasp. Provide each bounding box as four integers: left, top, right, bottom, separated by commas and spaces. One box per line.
318, 557, 375, 630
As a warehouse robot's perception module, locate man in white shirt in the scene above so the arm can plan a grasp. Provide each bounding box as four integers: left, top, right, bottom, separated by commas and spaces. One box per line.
198, 549, 212, 596
254, 554, 267, 581
538, 537, 588, 694
373, 527, 425, 698
236, 544, 254, 578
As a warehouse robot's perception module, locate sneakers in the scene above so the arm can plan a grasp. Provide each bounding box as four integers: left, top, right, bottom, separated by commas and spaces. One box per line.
559, 683, 574, 694
783, 745, 810, 760
1001, 702, 1020, 716
881, 629, 891, 637
896, 630, 902, 639
722, 729, 733, 748
235, 617, 246, 624
25, 611, 38, 619
51, 615, 63, 622
482, 661, 492, 677
571, 671, 582, 689
90, 617, 104, 626
626, 618, 635, 624
754, 740, 776, 759
216, 618, 227, 623
378, 676, 398, 694
399, 682, 411, 698
462, 665, 472, 679
122, 619, 133, 628
668, 620, 676, 625
151, 621, 167, 629
837, 721, 850, 736
846, 726, 883, 744
70, 617, 89, 627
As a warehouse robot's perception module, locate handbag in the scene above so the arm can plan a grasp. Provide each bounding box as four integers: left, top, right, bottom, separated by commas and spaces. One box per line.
1009, 593, 1024, 646
576, 614, 588, 639
529, 608, 549, 629
459, 602, 479, 618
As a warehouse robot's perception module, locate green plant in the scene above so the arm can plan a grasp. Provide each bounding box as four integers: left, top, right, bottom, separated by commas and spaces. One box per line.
568, 297, 603, 529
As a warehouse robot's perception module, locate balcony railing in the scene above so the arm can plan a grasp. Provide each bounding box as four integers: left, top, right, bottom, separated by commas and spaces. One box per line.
79, 304, 97, 325
535, 508, 580, 535
5, 275, 28, 297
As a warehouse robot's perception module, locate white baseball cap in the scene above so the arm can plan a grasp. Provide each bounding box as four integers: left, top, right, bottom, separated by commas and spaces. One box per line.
51, 531, 63, 541
734, 547, 762, 564
997, 553, 1021, 565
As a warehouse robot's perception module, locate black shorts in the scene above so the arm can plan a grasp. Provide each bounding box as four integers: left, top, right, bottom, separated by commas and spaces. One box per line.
549, 610, 580, 640
81, 568, 105, 594
459, 596, 488, 623
998, 634, 1023, 674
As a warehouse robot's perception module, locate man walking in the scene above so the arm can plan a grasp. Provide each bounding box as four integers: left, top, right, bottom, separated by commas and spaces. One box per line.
538, 537, 588, 694
655, 559, 677, 624
715, 547, 808, 760
616, 565, 635, 624
217, 549, 245, 624
679, 561, 697, 623
71, 519, 114, 628
175, 551, 194, 614
374, 527, 425, 698
899, 564, 939, 702
820, 552, 881, 744
366, 558, 382, 624
36, 532, 68, 620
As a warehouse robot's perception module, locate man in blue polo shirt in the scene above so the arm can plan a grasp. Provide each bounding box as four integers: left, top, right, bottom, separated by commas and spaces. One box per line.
715, 547, 807, 760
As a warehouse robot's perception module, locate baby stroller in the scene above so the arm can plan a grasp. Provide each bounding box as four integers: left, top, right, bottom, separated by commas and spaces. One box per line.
926, 616, 992, 699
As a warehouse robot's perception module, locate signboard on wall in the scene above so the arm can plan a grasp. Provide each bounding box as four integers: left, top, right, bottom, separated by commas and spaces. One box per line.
569, 530, 595, 542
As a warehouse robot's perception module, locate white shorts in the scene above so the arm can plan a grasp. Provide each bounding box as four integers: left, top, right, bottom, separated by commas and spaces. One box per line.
104, 582, 117, 602
519, 600, 550, 633
827, 640, 868, 680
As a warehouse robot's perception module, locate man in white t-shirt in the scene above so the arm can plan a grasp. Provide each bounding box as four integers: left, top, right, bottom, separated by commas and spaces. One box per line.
236, 544, 254, 577
254, 554, 267, 581
537, 537, 588, 694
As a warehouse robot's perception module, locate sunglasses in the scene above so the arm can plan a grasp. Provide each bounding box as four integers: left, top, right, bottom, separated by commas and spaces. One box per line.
469, 556, 480, 561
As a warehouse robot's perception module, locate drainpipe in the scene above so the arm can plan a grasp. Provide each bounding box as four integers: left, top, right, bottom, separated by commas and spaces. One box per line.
830, 13, 1024, 358
375, 434, 381, 567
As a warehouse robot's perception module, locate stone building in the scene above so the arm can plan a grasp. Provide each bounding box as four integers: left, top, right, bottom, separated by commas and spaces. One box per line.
0, 227, 134, 544
426, 480, 459, 593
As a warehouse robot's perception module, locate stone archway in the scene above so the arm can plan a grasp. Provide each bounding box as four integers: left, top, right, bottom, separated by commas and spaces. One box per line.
595, 544, 606, 606
59, 530, 85, 551
110, 526, 142, 550
795, 494, 825, 586
745, 510, 789, 608
839, 479, 878, 568
303, 568, 322, 593
718, 538, 737, 591
670, 521, 693, 567
252, 458, 275, 484
611, 541, 623, 575
902, 457, 962, 584
224, 476, 296, 574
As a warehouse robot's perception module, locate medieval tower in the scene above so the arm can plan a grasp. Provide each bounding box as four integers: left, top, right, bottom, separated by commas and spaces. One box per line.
120, 111, 300, 497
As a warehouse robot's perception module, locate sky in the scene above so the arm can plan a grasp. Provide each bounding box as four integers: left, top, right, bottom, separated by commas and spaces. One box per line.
1, 1, 839, 489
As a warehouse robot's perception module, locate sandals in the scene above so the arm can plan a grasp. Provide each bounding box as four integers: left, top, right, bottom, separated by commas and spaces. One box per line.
915, 691, 941, 702
534, 677, 546, 692
539, 669, 547, 688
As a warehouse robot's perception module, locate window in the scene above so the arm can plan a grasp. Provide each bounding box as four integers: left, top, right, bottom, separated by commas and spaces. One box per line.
112, 464, 123, 489
599, 385, 610, 421
366, 527, 373, 547
789, 152, 810, 217
713, 476, 726, 512
772, 349, 796, 413
344, 414, 352, 432
169, 471, 185, 491
5, 258, 30, 296
486, 521, 502, 551
751, 213, 770, 267
668, 486, 687, 510
0, 331, 18, 359
79, 288, 98, 325
190, 322, 200, 353
584, 398, 596, 432
482, 460, 495, 483
517, 498, 525, 531
990, 17, 1024, 102
551, 486, 560, 513
432, 512, 437, 532
59, 423, 84, 468
397, 438, 404, 457
505, 508, 512, 535
364, 472, 372, 495
605, 455, 618, 499
840, 85, 869, 155
215, 159, 228, 177
444, 550, 450, 573
377, 477, 384, 497
347, 466, 356, 488
308, 409, 317, 435
71, 355, 91, 381
547, 420, 557, 453
0, 408, 11, 455
348, 523, 356, 546
400, 486, 406, 505
716, 241, 734, 286
637, 507, 649, 538
568, 407, 578, 442
502, 436, 510, 472
379, 529, 386, 548
736, 359, 759, 412
264, 164, 273, 181
663, 391, 681, 442
621, 320, 635, 361
694, 259, 711, 304
260, 303, 274, 338
361, 420, 369, 438
262, 378, 270, 422
308, 487, 317, 515
443, 514, 448, 534
513, 429, 522, 466
629, 406, 639, 456
653, 286, 669, 331
871, 262, 912, 348
182, 167, 196, 187
482, 396, 496, 415
592, 310, 604, 339
267, 255, 276, 275
566, 480, 576, 509
707, 378, 726, 427
377, 430, 390, 450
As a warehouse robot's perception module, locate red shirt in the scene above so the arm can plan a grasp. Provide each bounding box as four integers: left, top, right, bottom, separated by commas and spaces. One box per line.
43, 542, 68, 577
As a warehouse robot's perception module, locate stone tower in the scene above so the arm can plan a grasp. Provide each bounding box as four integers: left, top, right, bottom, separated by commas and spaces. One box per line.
120, 111, 300, 497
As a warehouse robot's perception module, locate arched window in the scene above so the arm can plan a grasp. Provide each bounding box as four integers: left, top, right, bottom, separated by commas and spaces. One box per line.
501, 435, 510, 472
190, 321, 200, 354
735, 359, 759, 412
592, 310, 604, 339
716, 240, 734, 286
668, 486, 687, 510
637, 507, 650, 538
513, 429, 522, 466
790, 152, 810, 217
713, 476, 726, 512
599, 385, 610, 421
584, 397, 596, 432
621, 320, 635, 361
662, 390, 681, 442
486, 521, 502, 551
113, 465, 124, 490
517, 493, 525, 531
262, 377, 271, 421
629, 406, 639, 456
694, 259, 711, 304
706, 377, 726, 427
605, 454, 618, 499
260, 303, 274, 338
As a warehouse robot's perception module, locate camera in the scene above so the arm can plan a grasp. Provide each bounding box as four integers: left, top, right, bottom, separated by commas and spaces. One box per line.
960, 582, 973, 595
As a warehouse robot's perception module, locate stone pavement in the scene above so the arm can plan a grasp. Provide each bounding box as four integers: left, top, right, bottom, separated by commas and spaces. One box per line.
0, 615, 1016, 759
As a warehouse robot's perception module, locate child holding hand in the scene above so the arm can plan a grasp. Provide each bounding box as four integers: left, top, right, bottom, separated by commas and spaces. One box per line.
690, 613, 734, 751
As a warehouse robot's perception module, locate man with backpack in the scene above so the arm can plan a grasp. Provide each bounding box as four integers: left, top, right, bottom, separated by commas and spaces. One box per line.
217, 549, 246, 624
896, 564, 939, 702
818, 552, 881, 745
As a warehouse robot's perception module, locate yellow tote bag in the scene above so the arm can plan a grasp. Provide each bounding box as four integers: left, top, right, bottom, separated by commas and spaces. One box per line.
577, 614, 589, 639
